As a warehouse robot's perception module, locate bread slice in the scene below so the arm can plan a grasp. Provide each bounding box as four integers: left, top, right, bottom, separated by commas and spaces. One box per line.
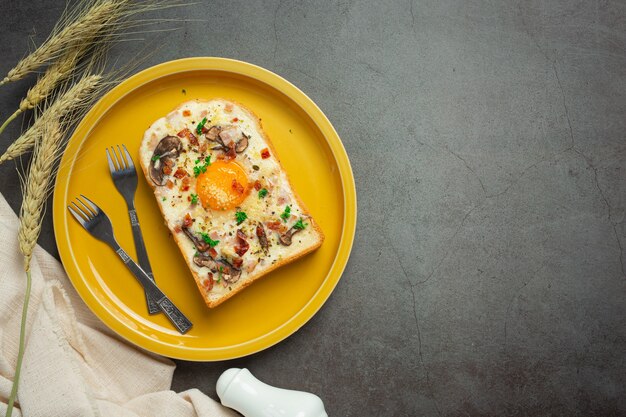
138, 99, 324, 308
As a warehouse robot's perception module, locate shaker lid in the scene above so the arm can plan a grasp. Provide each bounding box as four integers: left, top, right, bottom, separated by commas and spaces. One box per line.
216, 368, 242, 400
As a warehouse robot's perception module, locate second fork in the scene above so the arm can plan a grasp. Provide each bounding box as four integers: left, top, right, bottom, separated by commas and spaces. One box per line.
106, 144, 159, 315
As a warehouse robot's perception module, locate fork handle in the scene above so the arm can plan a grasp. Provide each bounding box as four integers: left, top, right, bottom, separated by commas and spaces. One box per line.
127, 206, 160, 315
114, 246, 193, 334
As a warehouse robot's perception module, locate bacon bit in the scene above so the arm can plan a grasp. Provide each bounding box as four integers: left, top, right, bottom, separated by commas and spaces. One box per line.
177, 128, 198, 146
199, 142, 208, 153
173, 225, 182, 233
232, 179, 245, 195
231, 117, 238, 122
246, 260, 259, 273
232, 257, 243, 269
166, 179, 174, 189
256, 223, 268, 253
180, 176, 191, 192
174, 167, 187, 179
163, 165, 172, 175
261, 148, 270, 159
225, 103, 233, 113
182, 110, 191, 117
182, 213, 193, 228
254, 180, 262, 191
266, 220, 282, 231
201, 126, 209, 134
204, 275, 214, 291
209, 247, 218, 258
234, 230, 249, 257
225, 142, 237, 160
163, 158, 175, 167
216, 153, 225, 161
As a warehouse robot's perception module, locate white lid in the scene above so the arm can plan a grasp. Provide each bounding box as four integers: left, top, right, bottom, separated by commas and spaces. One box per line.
216, 368, 241, 400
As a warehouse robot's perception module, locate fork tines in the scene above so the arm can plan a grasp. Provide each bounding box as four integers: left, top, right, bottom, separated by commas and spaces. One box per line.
68, 194, 100, 226
106, 144, 135, 173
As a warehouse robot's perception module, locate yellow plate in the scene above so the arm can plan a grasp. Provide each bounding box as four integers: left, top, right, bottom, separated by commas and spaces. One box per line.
52, 58, 356, 360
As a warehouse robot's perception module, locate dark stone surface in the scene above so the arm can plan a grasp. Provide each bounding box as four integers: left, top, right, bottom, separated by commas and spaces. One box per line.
1, 1, 625, 415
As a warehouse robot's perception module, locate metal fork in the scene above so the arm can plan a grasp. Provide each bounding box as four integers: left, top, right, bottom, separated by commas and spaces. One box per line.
106, 145, 159, 315
68, 195, 192, 334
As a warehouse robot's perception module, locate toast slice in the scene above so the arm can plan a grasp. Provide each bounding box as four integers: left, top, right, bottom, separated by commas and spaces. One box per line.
138, 99, 324, 308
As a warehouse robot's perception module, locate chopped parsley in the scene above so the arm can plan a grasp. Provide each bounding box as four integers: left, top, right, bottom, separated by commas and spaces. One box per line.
293, 218, 307, 230
217, 266, 223, 283
200, 232, 219, 247
151, 155, 161, 162
196, 117, 208, 134
280, 205, 291, 222
235, 210, 248, 225
190, 193, 198, 204
162, 197, 167, 201
258, 188, 268, 198
193, 155, 211, 177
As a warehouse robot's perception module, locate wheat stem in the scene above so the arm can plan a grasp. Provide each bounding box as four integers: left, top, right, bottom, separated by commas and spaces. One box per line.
0, 109, 21, 137
5, 269, 31, 417
0, 74, 102, 164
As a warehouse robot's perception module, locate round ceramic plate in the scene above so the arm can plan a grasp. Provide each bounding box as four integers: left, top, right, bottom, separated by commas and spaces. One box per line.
52, 58, 356, 360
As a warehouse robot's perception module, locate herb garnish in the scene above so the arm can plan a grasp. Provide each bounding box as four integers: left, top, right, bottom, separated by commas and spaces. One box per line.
280, 205, 291, 222
190, 193, 198, 204
151, 155, 161, 162
193, 155, 211, 177
258, 188, 268, 198
217, 266, 223, 283
235, 210, 248, 225
200, 232, 219, 247
293, 218, 307, 230
196, 117, 208, 134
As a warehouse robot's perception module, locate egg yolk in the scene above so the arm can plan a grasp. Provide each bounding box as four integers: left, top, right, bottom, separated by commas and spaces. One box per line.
196, 160, 249, 210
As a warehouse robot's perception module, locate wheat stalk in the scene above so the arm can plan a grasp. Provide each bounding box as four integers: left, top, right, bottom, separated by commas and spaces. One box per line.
6, 121, 64, 417
0, 0, 129, 85
0, 46, 86, 137
0, 0, 184, 87
18, 121, 64, 268
0, 74, 102, 164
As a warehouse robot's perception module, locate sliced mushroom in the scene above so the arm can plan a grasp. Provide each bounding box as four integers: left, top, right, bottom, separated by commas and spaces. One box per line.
256, 223, 269, 254
182, 226, 211, 252
235, 134, 249, 153
205, 125, 221, 141
150, 136, 182, 185
205, 125, 249, 154
278, 227, 302, 246
193, 252, 218, 269
192, 251, 242, 284
216, 259, 242, 284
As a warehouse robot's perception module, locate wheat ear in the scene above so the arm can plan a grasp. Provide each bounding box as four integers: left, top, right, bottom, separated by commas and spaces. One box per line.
18, 121, 64, 268
0, 74, 102, 164
0, 47, 85, 137
1, 0, 129, 85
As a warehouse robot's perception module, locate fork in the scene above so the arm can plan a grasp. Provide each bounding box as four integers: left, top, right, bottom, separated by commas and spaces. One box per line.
106, 145, 159, 315
68, 195, 193, 334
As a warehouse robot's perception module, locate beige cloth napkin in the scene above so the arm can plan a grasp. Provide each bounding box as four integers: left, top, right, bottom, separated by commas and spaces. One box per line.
0, 194, 237, 417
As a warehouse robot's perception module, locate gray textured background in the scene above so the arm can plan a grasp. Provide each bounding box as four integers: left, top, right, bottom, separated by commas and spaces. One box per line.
1, 0, 625, 416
